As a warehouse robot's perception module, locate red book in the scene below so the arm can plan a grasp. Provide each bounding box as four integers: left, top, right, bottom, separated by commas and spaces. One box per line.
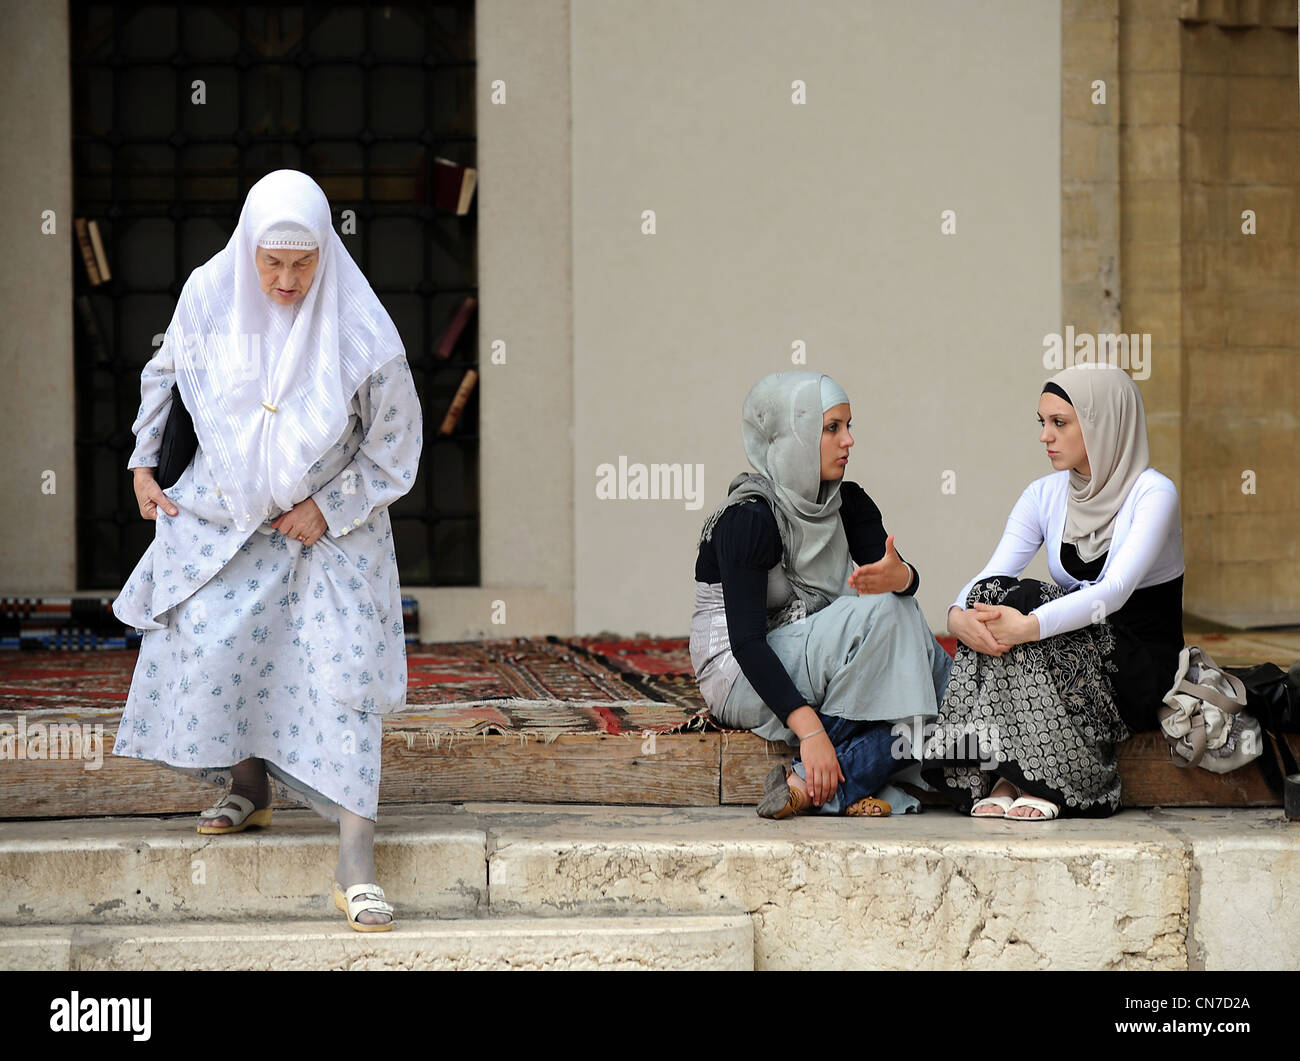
434, 296, 477, 360
438, 369, 478, 436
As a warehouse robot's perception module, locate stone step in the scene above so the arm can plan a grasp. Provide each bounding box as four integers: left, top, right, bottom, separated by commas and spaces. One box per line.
4, 914, 753, 971
3, 802, 1297, 969
0, 806, 486, 926
472, 803, 1300, 971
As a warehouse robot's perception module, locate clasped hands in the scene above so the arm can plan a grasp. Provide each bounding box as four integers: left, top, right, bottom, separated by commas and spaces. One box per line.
948, 602, 1040, 656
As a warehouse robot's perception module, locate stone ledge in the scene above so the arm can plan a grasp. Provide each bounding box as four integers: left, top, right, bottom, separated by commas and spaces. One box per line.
4, 913, 752, 971
2, 803, 1296, 970
0, 807, 487, 926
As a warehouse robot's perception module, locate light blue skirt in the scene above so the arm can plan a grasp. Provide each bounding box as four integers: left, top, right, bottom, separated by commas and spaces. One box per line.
113, 527, 389, 823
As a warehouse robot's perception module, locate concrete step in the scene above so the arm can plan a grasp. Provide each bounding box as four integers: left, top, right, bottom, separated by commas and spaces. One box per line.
473, 803, 1300, 971
3, 802, 1297, 969
0, 805, 487, 925
5, 914, 753, 970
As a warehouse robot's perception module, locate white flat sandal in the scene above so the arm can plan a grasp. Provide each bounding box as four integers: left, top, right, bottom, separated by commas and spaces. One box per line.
196, 793, 273, 835
970, 780, 1020, 818
1007, 795, 1060, 821
333, 881, 395, 933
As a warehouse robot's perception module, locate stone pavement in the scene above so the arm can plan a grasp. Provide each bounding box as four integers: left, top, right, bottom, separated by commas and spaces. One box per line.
2, 802, 1296, 970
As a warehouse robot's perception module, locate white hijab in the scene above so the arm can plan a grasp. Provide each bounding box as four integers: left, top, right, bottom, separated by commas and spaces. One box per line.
165, 169, 405, 533
1044, 363, 1150, 562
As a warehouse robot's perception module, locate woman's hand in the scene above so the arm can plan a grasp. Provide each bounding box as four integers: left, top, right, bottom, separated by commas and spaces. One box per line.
271, 497, 328, 546
788, 705, 844, 806
848, 535, 912, 594
971, 602, 1040, 647
133, 468, 179, 520
948, 605, 1010, 656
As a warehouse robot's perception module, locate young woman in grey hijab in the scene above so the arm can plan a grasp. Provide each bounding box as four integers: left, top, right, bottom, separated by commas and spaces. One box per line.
924, 363, 1185, 820
691, 370, 952, 818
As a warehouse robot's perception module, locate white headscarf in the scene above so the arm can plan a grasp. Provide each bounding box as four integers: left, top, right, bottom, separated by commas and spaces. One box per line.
165, 169, 405, 532
1043, 363, 1150, 562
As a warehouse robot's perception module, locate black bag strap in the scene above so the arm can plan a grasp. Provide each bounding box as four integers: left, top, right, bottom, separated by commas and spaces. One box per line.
1256, 730, 1299, 798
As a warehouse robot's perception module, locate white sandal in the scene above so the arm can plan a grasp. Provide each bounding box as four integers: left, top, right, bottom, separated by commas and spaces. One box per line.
1007, 795, 1060, 821
970, 780, 1020, 818
333, 881, 395, 933
196, 793, 272, 835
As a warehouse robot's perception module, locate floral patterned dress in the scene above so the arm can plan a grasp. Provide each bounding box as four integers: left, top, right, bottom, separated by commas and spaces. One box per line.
112, 341, 423, 822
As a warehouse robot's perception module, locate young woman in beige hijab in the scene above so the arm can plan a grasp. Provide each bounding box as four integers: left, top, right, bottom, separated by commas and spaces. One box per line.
923, 363, 1185, 820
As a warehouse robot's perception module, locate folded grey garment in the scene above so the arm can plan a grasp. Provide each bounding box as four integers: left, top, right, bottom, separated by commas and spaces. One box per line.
876, 783, 920, 814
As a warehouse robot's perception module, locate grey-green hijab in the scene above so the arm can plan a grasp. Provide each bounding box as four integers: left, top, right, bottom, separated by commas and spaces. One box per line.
700, 370, 853, 627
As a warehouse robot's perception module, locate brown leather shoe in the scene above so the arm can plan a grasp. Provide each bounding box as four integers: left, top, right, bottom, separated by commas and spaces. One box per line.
757, 772, 813, 820
762, 761, 789, 796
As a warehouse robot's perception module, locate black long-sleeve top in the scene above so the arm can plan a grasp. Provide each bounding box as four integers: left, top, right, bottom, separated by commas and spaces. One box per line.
693, 480, 920, 724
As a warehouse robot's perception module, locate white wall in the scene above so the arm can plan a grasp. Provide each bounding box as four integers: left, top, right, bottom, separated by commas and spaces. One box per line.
1, 4, 74, 591
570, 0, 1061, 634
3, 0, 1062, 643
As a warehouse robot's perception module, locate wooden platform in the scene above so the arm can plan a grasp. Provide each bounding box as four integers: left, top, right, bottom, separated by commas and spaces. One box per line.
3, 626, 1297, 820
3, 722, 1298, 819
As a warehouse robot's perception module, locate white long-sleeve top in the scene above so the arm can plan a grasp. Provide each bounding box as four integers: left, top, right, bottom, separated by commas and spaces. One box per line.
950, 468, 1185, 640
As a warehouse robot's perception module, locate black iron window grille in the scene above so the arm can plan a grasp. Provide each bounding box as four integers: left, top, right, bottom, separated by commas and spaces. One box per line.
71, 1, 479, 589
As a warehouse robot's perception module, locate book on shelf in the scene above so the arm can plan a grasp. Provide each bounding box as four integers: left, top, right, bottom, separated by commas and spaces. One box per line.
87, 220, 111, 282
434, 296, 477, 360
437, 369, 478, 436
73, 294, 111, 365
73, 218, 102, 285
432, 157, 477, 215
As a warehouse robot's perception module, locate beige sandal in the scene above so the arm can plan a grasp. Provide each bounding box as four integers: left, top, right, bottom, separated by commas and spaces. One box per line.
333, 881, 395, 932
196, 793, 272, 834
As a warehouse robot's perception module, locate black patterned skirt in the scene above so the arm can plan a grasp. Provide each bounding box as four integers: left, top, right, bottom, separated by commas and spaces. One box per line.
921, 576, 1138, 817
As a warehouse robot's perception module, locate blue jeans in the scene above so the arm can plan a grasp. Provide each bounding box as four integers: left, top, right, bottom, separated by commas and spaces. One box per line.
793, 715, 898, 813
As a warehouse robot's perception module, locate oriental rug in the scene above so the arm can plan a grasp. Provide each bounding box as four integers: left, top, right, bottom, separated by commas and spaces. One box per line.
3, 627, 1292, 743
0, 635, 722, 741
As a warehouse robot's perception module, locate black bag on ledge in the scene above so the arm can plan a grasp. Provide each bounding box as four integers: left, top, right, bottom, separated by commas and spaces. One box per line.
156, 385, 198, 490
1225, 661, 1300, 798
1226, 662, 1300, 732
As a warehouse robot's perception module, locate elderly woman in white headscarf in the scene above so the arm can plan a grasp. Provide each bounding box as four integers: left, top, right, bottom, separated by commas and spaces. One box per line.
113, 169, 423, 930
690, 370, 951, 819
924, 363, 1185, 820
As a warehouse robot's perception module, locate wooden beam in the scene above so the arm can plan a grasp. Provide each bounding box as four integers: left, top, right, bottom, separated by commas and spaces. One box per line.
1116, 731, 1300, 807
378, 729, 720, 806
2, 724, 1295, 819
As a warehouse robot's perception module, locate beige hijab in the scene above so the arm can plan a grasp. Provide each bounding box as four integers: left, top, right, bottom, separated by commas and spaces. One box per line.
1043, 363, 1150, 562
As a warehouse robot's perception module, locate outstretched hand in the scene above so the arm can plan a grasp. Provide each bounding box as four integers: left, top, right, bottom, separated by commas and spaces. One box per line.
848, 534, 912, 594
